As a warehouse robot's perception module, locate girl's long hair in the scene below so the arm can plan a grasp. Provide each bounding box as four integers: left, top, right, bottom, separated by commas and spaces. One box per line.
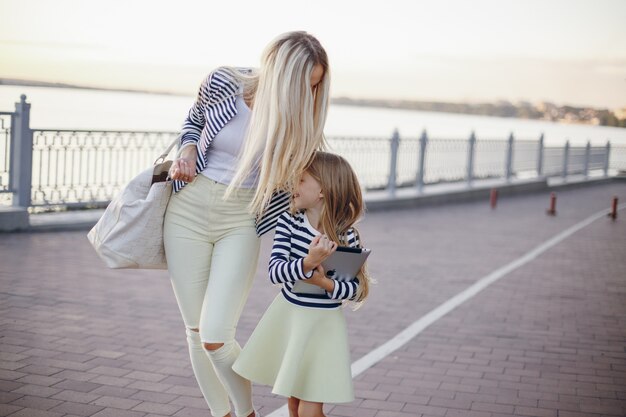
225, 31, 330, 214
300, 151, 372, 305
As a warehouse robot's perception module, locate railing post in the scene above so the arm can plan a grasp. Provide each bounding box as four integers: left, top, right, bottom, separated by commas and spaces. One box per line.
505, 132, 514, 181
11, 95, 33, 208
583, 140, 591, 178
562, 140, 570, 179
537, 133, 544, 177
467, 131, 476, 186
604, 140, 611, 176
416, 129, 427, 192
387, 129, 399, 196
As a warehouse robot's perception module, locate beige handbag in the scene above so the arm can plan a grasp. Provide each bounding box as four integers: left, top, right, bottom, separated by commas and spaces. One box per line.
87, 138, 179, 269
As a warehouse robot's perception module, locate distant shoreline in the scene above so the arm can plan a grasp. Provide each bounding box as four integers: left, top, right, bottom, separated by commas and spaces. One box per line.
2, 78, 624, 128
0, 78, 190, 97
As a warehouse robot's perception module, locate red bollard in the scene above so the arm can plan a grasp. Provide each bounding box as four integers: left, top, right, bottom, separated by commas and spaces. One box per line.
608, 196, 618, 220
490, 188, 498, 209
546, 192, 557, 216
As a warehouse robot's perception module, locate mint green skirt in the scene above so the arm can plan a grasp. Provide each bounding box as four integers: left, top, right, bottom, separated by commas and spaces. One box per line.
233, 293, 354, 403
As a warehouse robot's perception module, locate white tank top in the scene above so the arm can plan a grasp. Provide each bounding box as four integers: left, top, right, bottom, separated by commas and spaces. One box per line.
201, 94, 259, 188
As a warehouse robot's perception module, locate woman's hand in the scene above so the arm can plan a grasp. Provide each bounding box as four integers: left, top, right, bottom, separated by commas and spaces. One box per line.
169, 146, 197, 183
303, 235, 337, 273
306, 265, 335, 292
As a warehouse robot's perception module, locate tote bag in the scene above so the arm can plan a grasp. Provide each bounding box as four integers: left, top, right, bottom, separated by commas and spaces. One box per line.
87, 138, 179, 269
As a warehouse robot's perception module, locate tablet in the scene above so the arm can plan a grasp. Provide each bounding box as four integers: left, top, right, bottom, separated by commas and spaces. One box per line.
290, 246, 371, 294
321, 246, 371, 282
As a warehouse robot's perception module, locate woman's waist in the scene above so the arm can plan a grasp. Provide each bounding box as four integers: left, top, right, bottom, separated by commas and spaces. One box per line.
194, 174, 255, 197
201, 159, 259, 189
172, 174, 256, 215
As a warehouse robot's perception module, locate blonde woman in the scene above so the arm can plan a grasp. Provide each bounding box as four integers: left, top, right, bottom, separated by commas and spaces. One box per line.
163, 31, 329, 417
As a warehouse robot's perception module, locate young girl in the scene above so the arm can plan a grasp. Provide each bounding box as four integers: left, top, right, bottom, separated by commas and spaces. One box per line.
233, 151, 371, 417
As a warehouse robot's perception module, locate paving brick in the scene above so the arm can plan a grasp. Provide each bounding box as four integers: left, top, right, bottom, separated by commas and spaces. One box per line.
14, 374, 64, 386
471, 401, 515, 414
168, 395, 207, 409
127, 380, 174, 392
373, 412, 416, 417
444, 410, 491, 417
159, 375, 196, 387
0, 369, 26, 380
401, 403, 448, 416
438, 382, 479, 393
11, 384, 62, 398
0, 379, 23, 393
123, 370, 168, 383
513, 406, 557, 417
88, 350, 126, 359
164, 385, 203, 397
89, 375, 134, 387
129, 390, 179, 404
578, 397, 625, 415
0, 404, 23, 417
89, 365, 133, 377
50, 378, 102, 392
132, 401, 184, 415
555, 412, 598, 417
50, 389, 102, 403
171, 407, 211, 417
8, 395, 63, 411
4, 408, 64, 417
48, 401, 105, 416
356, 389, 390, 401
91, 395, 143, 410
0, 360, 26, 371
326, 405, 367, 417
428, 396, 472, 410
90, 409, 147, 417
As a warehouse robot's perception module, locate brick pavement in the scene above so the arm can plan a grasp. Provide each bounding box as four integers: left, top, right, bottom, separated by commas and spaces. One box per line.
1, 183, 625, 417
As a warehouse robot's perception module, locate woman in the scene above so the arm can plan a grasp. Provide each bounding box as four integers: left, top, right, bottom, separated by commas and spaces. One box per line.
163, 31, 330, 417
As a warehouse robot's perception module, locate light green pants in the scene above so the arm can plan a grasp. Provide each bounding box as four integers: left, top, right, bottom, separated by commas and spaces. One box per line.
164, 175, 260, 417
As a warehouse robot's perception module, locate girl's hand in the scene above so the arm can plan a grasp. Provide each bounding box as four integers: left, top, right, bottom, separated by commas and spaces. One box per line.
303, 235, 337, 273
169, 146, 197, 183
306, 265, 335, 292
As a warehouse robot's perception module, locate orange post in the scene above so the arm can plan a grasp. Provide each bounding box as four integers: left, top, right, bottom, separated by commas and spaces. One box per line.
546, 192, 556, 216
608, 196, 618, 220
490, 188, 498, 209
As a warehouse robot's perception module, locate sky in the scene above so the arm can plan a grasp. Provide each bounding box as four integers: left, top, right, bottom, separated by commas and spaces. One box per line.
1, 0, 625, 110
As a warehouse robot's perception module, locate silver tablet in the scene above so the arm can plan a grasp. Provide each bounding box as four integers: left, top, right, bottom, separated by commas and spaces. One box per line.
322, 246, 371, 282
290, 246, 371, 294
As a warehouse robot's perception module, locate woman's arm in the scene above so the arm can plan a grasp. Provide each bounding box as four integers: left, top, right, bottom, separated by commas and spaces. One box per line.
179, 72, 212, 149
169, 72, 214, 182
268, 214, 315, 284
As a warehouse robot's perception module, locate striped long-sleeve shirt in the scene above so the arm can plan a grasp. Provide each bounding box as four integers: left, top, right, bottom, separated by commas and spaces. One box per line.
174, 67, 290, 236
269, 211, 361, 309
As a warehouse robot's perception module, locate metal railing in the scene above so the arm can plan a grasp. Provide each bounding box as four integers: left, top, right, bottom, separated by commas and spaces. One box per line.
0, 112, 14, 205
30, 129, 178, 207
1, 95, 625, 211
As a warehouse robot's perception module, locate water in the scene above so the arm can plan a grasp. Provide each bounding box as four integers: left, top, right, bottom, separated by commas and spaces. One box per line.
1, 85, 625, 146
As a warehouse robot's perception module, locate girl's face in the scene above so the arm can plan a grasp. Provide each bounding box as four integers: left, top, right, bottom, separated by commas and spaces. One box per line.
293, 171, 323, 210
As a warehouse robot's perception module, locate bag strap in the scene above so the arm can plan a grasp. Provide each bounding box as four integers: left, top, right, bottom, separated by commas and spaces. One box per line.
154, 135, 181, 165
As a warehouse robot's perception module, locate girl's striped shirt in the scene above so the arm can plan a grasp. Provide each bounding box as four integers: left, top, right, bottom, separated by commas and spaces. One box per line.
269, 211, 361, 309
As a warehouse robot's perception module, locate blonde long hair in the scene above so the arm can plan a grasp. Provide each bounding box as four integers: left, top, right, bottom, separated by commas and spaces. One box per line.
300, 151, 372, 305
225, 31, 330, 214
